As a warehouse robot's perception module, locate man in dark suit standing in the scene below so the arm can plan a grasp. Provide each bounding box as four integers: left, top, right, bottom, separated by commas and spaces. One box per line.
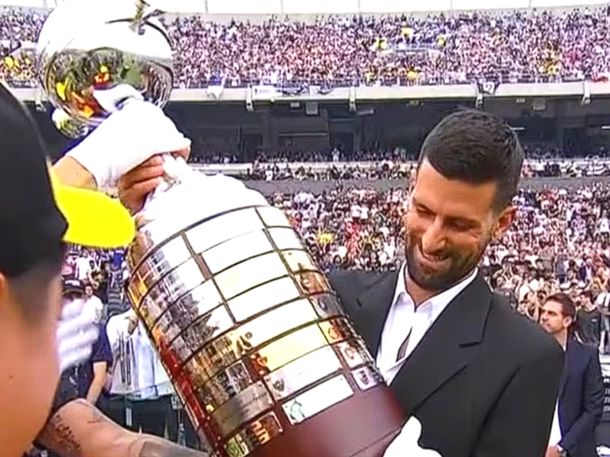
329, 109, 564, 457
540, 293, 603, 457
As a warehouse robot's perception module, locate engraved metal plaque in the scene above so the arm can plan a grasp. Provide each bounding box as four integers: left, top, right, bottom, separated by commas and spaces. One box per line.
136, 258, 205, 314
250, 323, 329, 374
129, 237, 191, 299
335, 339, 374, 369
215, 253, 287, 300
196, 361, 254, 413
152, 280, 224, 342
202, 230, 274, 275
282, 375, 354, 425
267, 227, 304, 251
256, 207, 292, 228
225, 412, 284, 457
264, 346, 342, 401
227, 276, 301, 322
319, 318, 358, 345
211, 381, 274, 436
283, 249, 318, 273
170, 305, 235, 363
351, 365, 384, 392
310, 293, 345, 319
186, 209, 264, 254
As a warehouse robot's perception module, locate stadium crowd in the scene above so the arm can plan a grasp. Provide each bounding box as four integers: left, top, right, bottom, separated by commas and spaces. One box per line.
3, 6, 610, 88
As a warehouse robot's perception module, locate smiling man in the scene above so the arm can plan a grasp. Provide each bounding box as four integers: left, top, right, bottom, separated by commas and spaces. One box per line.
327, 109, 565, 457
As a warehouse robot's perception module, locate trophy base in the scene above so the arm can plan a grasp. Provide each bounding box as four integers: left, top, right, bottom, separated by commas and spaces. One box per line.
247, 385, 403, 457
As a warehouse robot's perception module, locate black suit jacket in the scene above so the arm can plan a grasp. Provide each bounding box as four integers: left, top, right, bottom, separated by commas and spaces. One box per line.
557, 339, 603, 457
329, 270, 565, 457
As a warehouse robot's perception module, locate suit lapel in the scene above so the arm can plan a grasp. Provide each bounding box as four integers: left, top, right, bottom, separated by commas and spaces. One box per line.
355, 270, 399, 356
390, 274, 493, 413
558, 339, 576, 400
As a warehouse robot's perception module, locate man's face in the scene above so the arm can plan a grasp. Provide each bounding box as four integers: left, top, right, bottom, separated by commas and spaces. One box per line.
403, 160, 514, 292
85, 285, 93, 297
540, 299, 572, 335
0, 272, 62, 455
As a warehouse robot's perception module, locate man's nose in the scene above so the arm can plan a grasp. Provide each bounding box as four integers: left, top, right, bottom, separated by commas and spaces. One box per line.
421, 218, 447, 254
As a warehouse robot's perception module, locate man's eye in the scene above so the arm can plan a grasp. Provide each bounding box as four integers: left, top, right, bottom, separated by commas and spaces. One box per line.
415, 206, 432, 217
449, 221, 473, 231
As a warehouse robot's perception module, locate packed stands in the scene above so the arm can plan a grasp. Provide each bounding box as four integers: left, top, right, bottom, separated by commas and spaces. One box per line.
4, 6, 610, 88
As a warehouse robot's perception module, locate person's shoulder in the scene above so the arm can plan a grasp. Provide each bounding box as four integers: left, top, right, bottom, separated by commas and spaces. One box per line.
488, 293, 562, 361
569, 338, 598, 359
328, 269, 396, 291
328, 269, 398, 303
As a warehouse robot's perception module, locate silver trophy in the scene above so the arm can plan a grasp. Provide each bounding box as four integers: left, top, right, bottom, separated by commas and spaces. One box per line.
37, 2, 403, 456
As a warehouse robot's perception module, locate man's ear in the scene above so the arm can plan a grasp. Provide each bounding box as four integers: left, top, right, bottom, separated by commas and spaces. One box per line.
493, 205, 517, 240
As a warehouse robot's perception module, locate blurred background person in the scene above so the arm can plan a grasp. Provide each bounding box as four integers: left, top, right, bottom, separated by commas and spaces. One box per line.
540, 293, 604, 457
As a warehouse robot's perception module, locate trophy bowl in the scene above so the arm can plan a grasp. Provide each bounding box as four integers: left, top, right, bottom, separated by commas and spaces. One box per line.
37, 2, 405, 456
37, 0, 173, 130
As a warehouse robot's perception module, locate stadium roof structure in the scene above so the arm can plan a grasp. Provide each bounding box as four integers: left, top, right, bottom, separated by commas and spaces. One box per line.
2, 0, 610, 13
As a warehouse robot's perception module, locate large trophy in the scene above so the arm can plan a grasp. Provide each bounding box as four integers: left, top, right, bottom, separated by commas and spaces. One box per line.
37, 2, 404, 456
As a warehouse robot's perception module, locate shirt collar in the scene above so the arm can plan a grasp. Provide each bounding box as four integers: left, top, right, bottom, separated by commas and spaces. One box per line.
394, 262, 479, 313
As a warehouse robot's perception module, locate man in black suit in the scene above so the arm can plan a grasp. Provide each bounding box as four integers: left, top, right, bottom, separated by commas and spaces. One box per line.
329, 109, 564, 457
540, 293, 603, 457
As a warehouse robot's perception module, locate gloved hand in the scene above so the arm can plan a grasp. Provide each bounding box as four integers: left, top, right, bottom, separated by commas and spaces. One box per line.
66, 87, 191, 190
56, 299, 99, 373
384, 417, 442, 457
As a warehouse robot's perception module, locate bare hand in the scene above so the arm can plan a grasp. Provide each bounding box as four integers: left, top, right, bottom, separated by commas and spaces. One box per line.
545, 446, 561, 457
117, 148, 190, 214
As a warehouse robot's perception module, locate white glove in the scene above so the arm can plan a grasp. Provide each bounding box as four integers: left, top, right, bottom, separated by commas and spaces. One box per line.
66, 90, 191, 189
384, 417, 442, 457
56, 299, 99, 373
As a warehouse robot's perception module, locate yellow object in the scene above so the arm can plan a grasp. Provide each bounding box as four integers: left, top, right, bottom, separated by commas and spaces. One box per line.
56, 81, 66, 101
49, 171, 135, 248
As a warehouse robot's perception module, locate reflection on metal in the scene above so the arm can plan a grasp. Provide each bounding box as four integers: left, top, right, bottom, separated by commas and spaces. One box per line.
127, 205, 388, 454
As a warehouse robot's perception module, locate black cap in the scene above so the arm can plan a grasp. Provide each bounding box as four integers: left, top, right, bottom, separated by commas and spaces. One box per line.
0, 82, 67, 277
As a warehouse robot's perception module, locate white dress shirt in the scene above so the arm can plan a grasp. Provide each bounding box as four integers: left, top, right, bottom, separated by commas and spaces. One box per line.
548, 401, 562, 447
376, 263, 478, 385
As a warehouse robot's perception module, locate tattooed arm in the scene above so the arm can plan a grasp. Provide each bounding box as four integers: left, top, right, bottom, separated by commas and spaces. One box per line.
37, 399, 207, 457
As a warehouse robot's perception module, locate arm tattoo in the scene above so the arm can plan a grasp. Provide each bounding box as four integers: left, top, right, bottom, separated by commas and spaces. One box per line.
40, 399, 208, 457
43, 413, 82, 456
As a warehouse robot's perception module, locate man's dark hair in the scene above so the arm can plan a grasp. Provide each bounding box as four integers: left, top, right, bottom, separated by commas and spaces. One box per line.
546, 292, 576, 319
546, 292, 577, 334
6, 244, 65, 323
418, 109, 524, 211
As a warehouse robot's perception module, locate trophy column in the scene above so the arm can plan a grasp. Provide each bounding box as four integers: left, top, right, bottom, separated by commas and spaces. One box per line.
127, 204, 404, 457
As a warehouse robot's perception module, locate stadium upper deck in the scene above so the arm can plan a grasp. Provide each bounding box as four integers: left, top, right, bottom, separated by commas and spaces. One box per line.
2, 0, 610, 14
